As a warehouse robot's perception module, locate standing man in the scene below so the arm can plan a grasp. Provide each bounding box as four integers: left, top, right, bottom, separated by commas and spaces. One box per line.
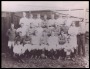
28, 14, 34, 28
42, 14, 48, 28
61, 15, 67, 25
19, 12, 29, 29
64, 14, 72, 27
55, 13, 63, 27
6, 23, 16, 56
55, 13, 63, 35
47, 14, 56, 36
77, 18, 86, 57
68, 22, 79, 59
34, 14, 43, 28
48, 14, 56, 28
60, 14, 70, 34
26, 22, 35, 36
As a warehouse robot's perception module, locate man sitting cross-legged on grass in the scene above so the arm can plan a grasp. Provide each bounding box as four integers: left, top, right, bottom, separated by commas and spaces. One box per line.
47, 31, 58, 59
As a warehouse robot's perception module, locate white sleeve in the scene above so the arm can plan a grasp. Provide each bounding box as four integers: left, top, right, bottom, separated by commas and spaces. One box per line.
16, 28, 20, 32
68, 28, 71, 35
19, 18, 23, 25
39, 20, 42, 26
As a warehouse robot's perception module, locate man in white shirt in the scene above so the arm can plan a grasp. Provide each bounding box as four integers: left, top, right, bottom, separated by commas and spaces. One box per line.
26, 23, 35, 36
16, 23, 27, 37
33, 14, 43, 28
31, 30, 41, 58
28, 14, 34, 28
36, 25, 43, 38
19, 12, 30, 29
31, 30, 40, 45
40, 31, 48, 59
68, 22, 79, 59
48, 31, 59, 59
63, 14, 72, 27
55, 13, 64, 27
61, 15, 67, 25
48, 14, 56, 28
41, 15, 48, 28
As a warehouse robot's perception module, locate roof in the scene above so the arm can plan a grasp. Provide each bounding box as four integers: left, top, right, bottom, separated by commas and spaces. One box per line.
1, 1, 89, 18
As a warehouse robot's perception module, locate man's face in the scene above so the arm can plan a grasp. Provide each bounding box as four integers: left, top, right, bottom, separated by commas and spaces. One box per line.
17, 41, 20, 45
51, 31, 55, 36
44, 15, 47, 19
23, 12, 26, 17
37, 14, 40, 18
57, 25, 60, 28
72, 22, 75, 26
11, 24, 14, 29
66, 15, 69, 19
29, 14, 33, 18
35, 30, 38, 36
43, 31, 46, 36
51, 14, 54, 19
61, 31, 64, 35
58, 15, 61, 19
19, 32, 22, 36
26, 33, 29, 37
30, 23, 34, 28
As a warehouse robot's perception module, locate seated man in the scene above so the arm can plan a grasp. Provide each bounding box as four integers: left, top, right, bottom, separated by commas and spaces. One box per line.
57, 31, 67, 60
47, 31, 58, 59
26, 23, 35, 36
30, 30, 41, 59
40, 31, 49, 59
16, 23, 27, 37
23, 33, 32, 58
13, 36, 24, 63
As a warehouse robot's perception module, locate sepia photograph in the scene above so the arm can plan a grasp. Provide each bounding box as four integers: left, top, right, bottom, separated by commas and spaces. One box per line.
1, 1, 89, 68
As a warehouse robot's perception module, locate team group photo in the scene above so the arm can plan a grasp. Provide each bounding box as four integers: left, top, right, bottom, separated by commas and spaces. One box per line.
1, 1, 89, 68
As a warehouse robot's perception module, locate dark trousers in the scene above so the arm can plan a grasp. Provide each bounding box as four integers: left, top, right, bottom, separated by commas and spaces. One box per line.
70, 49, 76, 58
77, 34, 85, 56
13, 54, 22, 62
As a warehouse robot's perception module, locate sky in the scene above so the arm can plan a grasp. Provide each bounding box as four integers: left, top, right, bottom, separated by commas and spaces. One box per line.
2, 1, 89, 12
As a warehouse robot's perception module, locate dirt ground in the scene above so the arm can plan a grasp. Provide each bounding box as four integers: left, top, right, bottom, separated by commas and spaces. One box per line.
1, 41, 89, 68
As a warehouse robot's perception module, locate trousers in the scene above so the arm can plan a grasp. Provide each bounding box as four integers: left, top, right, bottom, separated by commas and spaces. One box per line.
77, 34, 85, 56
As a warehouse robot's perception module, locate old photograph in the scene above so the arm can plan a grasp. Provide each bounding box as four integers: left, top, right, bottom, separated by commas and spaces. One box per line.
1, 1, 89, 68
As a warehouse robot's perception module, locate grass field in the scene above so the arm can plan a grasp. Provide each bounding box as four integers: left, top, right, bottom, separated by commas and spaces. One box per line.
1, 42, 89, 68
